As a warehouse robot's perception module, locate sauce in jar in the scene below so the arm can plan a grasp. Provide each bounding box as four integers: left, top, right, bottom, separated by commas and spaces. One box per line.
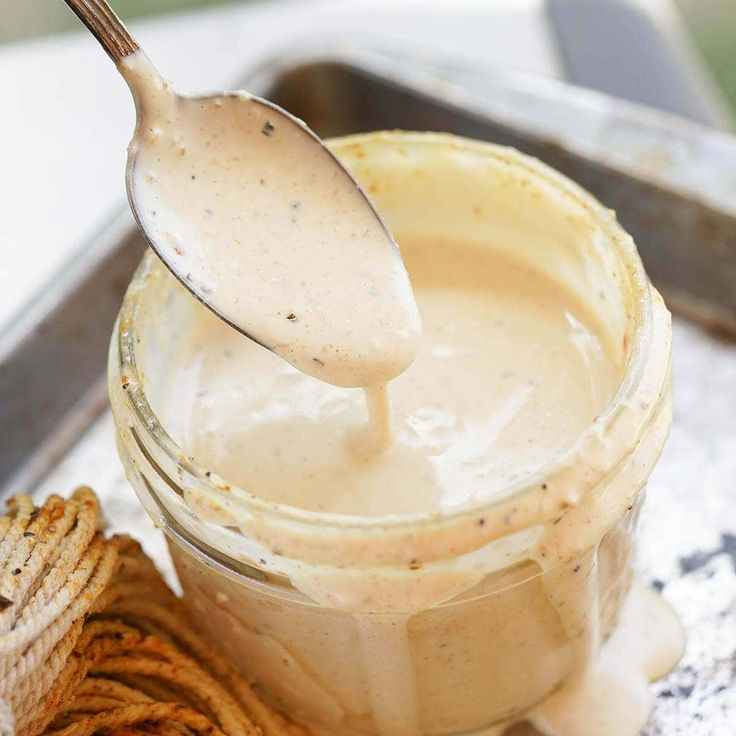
111, 133, 682, 736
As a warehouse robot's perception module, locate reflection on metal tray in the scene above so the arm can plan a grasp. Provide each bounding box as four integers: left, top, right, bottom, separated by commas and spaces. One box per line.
0, 48, 733, 734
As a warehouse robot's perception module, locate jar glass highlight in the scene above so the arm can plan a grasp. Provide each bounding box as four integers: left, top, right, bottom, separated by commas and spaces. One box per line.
109, 133, 672, 736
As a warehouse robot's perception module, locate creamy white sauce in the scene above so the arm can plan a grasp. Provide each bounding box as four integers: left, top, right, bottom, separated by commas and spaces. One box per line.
119, 113, 681, 736
120, 52, 420, 389
529, 584, 684, 736
162, 230, 679, 736
179, 233, 617, 516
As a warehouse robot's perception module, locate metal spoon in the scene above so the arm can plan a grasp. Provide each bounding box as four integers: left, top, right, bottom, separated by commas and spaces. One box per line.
63, 0, 420, 388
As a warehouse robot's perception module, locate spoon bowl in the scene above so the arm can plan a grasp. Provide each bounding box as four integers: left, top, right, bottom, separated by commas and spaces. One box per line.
64, 0, 420, 388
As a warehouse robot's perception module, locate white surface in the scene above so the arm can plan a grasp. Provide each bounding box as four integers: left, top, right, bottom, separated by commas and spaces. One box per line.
0, 0, 560, 333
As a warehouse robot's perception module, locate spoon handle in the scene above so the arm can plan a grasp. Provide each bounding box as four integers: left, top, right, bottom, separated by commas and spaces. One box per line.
64, 0, 139, 63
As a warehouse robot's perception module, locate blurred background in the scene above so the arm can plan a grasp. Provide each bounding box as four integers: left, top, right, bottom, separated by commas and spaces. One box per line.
1, 0, 735, 333
2, 0, 735, 107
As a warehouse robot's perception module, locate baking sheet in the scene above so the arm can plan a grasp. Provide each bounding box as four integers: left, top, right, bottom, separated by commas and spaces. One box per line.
4, 50, 734, 733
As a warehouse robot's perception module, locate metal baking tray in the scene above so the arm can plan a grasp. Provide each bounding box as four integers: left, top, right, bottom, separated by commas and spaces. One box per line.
0, 48, 733, 734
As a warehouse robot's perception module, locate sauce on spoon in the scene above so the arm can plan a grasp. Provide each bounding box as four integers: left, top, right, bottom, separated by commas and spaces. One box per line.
120, 52, 421, 391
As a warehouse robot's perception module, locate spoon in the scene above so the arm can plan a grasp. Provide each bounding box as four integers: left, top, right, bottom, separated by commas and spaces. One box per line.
63, 0, 420, 388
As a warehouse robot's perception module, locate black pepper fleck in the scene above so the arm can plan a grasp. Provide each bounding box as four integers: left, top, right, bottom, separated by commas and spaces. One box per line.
312, 357, 325, 366
23, 532, 34, 538
679, 533, 736, 574
262, 121, 275, 136
287, 313, 297, 321
678, 684, 695, 699
12, 568, 21, 576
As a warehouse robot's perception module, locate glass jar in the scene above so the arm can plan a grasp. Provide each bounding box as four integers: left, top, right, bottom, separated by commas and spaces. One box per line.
109, 132, 672, 736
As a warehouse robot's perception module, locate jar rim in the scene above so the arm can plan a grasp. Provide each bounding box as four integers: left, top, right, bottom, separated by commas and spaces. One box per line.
112, 132, 669, 562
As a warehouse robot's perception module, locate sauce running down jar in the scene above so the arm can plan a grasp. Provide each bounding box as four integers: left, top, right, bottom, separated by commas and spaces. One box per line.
109, 133, 674, 736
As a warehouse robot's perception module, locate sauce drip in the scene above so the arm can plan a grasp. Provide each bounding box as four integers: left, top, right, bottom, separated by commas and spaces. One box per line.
529, 584, 684, 736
